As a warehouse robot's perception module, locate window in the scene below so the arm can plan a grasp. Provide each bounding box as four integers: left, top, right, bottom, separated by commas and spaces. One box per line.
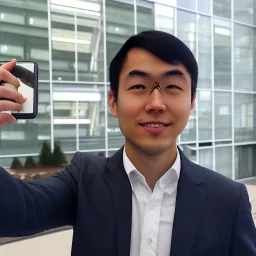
213, 0, 231, 19
214, 19, 231, 90
234, 24, 256, 92
235, 145, 256, 179
198, 15, 212, 89
137, 0, 154, 34
234, 94, 256, 143
178, 0, 196, 10
51, 0, 104, 82
155, 4, 174, 34
214, 92, 232, 140
199, 148, 213, 169
177, 10, 196, 56
180, 104, 197, 142
234, 0, 255, 25
197, 0, 211, 14
106, 0, 135, 81
198, 91, 212, 141
215, 146, 232, 178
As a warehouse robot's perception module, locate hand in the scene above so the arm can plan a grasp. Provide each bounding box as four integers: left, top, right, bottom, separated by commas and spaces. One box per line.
0, 59, 27, 126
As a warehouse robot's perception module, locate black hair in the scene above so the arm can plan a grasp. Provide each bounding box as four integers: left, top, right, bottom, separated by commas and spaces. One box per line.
109, 30, 198, 101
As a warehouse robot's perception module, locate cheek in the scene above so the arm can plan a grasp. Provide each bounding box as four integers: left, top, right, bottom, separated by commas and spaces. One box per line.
169, 101, 191, 120
117, 95, 143, 118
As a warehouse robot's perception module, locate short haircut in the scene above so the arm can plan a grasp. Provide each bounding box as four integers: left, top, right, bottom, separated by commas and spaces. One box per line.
109, 30, 198, 101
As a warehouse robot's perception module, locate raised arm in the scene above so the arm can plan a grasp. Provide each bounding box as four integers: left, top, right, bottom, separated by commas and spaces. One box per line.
0, 151, 81, 237
0, 59, 79, 237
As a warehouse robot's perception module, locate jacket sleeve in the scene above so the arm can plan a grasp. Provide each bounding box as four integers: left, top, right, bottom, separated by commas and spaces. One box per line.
0, 152, 81, 237
230, 184, 256, 255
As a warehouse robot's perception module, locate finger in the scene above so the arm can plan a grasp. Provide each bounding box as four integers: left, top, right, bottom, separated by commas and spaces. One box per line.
0, 68, 20, 88
0, 113, 16, 126
1, 59, 17, 72
0, 100, 23, 112
0, 86, 26, 104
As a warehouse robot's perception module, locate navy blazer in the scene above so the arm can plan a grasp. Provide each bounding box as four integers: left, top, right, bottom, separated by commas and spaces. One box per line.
0, 147, 256, 256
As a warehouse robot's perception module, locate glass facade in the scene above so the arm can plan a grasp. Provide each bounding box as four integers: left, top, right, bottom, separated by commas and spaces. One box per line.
0, 0, 256, 180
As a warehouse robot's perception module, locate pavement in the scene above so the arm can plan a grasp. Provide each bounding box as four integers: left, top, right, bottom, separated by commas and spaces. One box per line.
242, 178, 256, 223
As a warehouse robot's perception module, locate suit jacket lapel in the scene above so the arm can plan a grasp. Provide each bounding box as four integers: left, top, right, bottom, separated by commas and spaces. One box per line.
104, 147, 132, 256
170, 148, 206, 256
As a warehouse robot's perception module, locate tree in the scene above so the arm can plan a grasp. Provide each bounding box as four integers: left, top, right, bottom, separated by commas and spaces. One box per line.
24, 156, 37, 168
39, 141, 52, 166
52, 141, 67, 167
10, 157, 23, 169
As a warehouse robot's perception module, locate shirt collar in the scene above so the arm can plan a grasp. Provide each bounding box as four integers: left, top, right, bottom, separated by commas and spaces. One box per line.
123, 147, 181, 194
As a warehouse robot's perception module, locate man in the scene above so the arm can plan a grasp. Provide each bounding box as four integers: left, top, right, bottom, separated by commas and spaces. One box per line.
0, 30, 255, 256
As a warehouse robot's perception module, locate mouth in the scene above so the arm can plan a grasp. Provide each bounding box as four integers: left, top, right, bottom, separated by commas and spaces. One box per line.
140, 123, 170, 128
139, 122, 171, 134
139, 122, 170, 128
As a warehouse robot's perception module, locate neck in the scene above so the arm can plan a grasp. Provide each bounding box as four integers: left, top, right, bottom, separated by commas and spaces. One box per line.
125, 142, 178, 191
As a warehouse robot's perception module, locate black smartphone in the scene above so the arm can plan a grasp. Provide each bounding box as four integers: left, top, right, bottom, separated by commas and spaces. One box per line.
0, 61, 38, 119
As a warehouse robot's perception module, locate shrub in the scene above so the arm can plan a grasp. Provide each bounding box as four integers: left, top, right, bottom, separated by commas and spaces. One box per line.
10, 158, 23, 169
24, 156, 37, 168
52, 142, 67, 167
39, 141, 52, 166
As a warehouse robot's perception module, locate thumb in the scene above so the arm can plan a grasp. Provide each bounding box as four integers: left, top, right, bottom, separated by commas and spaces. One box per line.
1, 59, 17, 72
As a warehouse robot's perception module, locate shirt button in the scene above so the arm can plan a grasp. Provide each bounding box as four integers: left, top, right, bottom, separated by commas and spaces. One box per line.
151, 204, 156, 209
146, 237, 152, 244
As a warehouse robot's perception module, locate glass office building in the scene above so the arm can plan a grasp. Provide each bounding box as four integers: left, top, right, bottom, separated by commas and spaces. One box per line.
0, 0, 256, 180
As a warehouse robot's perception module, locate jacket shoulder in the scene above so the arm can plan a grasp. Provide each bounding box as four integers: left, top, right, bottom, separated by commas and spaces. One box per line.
73, 151, 108, 174
193, 163, 242, 203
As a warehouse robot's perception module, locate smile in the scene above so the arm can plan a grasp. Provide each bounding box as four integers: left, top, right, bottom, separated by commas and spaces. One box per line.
139, 122, 170, 134
141, 123, 168, 128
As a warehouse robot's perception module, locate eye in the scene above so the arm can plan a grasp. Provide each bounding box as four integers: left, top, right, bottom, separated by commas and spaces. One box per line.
167, 85, 182, 90
129, 84, 146, 90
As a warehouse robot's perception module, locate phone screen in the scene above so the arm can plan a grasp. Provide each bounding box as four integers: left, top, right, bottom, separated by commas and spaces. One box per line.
0, 61, 38, 119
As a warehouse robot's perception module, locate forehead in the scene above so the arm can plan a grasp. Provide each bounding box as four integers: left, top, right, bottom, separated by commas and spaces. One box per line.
120, 48, 190, 78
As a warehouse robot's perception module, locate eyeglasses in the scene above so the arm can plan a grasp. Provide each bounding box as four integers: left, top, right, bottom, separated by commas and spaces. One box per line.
149, 82, 162, 94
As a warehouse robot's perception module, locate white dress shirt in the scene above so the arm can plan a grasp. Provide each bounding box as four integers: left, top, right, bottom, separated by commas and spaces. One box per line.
123, 148, 181, 256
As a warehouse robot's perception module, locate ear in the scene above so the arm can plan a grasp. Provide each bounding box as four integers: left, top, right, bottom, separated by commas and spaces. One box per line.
108, 90, 118, 117
190, 95, 196, 113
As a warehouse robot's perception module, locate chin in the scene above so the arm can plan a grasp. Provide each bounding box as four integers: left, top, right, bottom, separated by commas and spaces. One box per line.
136, 142, 174, 156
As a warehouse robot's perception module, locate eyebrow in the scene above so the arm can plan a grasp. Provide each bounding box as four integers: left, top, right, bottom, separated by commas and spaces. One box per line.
126, 69, 149, 79
125, 69, 188, 81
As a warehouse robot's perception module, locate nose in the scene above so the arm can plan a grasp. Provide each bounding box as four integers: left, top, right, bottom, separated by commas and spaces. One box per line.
145, 88, 167, 113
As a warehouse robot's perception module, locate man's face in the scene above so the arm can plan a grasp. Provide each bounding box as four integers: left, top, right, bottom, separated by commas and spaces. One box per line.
108, 48, 195, 156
